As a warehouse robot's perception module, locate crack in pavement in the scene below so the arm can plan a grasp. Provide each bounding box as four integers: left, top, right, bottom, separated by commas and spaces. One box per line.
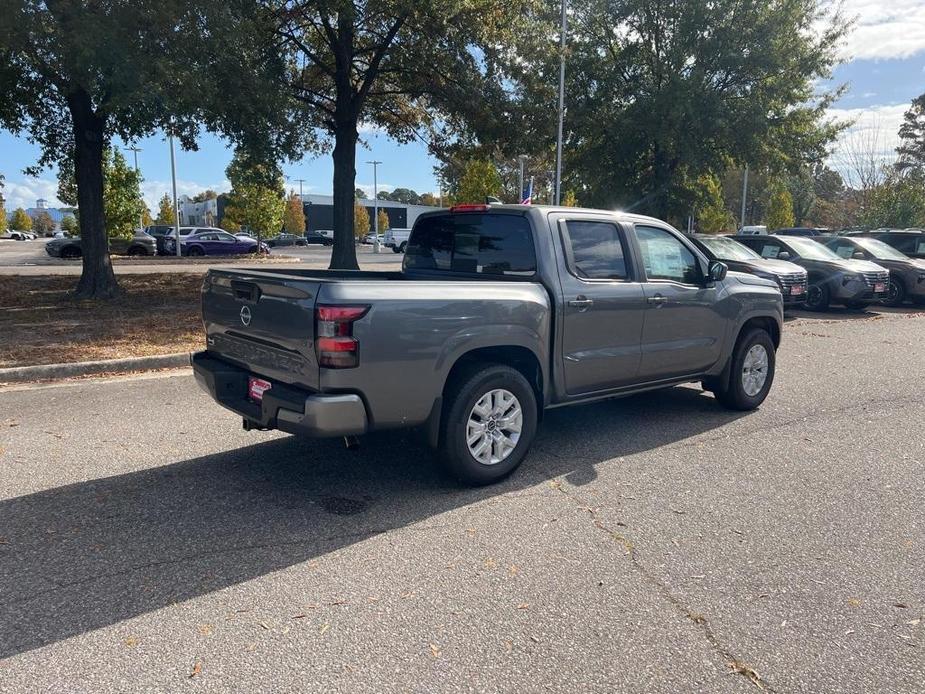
549, 479, 775, 693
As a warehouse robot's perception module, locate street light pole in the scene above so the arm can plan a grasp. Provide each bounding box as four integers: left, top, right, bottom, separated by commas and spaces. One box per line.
518, 155, 526, 203
168, 132, 181, 257
367, 160, 382, 254
124, 146, 143, 232
293, 178, 306, 199
740, 164, 749, 230
553, 0, 567, 206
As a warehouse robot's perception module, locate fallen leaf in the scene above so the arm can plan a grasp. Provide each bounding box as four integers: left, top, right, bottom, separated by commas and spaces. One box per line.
189, 662, 202, 678
848, 598, 861, 608
483, 557, 497, 570
429, 643, 441, 658
319, 622, 329, 635
906, 619, 921, 626
198, 624, 214, 636
517, 603, 529, 610
508, 565, 519, 576
124, 636, 139, 648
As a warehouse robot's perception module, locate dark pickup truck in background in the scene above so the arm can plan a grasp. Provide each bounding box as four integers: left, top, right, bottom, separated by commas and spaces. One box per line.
193, 205, 783, 484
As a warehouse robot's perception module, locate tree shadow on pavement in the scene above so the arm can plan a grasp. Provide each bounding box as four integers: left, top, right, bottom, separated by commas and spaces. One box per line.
0, 385, 749, 659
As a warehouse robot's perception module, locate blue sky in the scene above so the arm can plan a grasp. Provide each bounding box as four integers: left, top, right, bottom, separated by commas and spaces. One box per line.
2, 0, 925, 211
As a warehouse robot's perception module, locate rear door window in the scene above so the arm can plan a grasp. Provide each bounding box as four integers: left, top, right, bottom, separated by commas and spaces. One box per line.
561, 220, 629, 280
405, 214, 536, 276
830, 242, 856, 259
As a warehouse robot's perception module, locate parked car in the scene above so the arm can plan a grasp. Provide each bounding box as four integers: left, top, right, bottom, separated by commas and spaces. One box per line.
734, 235, 889, 311
688, 234, 808, 307
149, 226, 197, 255
266, 233, 307, 248
304, 231, 333, 246
1, 231, 29, 240
844, 230, 925, 260
192, 204, 782, 485
774, 227, 831, 237
164, 230, 267, 256
383, 227, 412, 253
737, 225, 768, 236
45, 232, 156, 259
362, 233, 384, 245
821, 236, 925, 307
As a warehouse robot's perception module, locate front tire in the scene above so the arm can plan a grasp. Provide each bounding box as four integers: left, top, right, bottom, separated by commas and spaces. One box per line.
187, 246, 204, 257
712, 329, 776, 411
804, 283, 830, 311
439, 364, 538, 486
884, 277, 906, 307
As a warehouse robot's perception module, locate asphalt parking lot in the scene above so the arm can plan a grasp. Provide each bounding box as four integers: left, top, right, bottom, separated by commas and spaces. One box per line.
1, 307, 923, 693
0, 239, 402, 274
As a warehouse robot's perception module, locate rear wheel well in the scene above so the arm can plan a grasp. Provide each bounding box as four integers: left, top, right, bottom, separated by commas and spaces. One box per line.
738, 316, 780, 348
444, 346, 543, 403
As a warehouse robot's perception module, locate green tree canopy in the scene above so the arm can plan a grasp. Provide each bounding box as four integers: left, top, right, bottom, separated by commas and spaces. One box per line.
222, 149, 285, 238
103, 149, 144, 239
10, 208, 32, 231
860, 175, 925, 229
458, 160, 502, 203
766, 185, 796, 230
0, 0, 307, 297
897, 94, 925, 177
695, 174, 733, 234
61, 214, 78, 234
553, 0, 848, 221
155, 194, 175, 226
274, 0, 531, 269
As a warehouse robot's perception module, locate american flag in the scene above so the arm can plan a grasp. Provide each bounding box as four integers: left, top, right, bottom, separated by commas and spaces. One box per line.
520, 177, 533, 205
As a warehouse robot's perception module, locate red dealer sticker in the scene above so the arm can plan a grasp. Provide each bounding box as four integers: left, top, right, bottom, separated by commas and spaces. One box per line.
248, 377, 272, 402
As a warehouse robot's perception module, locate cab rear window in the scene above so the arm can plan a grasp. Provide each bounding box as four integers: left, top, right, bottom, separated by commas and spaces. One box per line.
405, 214, 536, 276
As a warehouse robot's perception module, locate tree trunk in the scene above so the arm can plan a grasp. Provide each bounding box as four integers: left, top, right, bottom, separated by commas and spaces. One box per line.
329, 115, 360, 270
68, 89, 118, 299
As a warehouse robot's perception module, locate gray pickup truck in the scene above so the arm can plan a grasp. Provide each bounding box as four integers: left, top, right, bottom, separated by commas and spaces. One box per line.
193, 205, 783, 484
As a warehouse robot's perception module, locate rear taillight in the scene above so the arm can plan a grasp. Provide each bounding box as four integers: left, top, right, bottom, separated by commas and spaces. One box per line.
449, 204, 490, 212
315, 305, 369, 368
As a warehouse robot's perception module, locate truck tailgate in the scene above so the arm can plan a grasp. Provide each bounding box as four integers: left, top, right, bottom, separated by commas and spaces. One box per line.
201, 269, 321, 390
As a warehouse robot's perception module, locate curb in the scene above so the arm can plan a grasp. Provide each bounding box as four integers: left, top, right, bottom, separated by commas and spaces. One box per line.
0, 353, 191, 384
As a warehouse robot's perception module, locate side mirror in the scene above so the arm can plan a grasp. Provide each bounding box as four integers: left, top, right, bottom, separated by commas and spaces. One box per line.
778, 251, 791, 260
852, 251, 865, 259
708, 260, 728, 283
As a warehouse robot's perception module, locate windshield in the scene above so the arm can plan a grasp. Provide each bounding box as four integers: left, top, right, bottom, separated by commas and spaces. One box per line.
698, 236, 761, 261
784, 237, 841, 261
855, 238, 910, 260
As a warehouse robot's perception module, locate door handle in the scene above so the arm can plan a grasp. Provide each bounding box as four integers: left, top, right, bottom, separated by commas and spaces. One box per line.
568, 297, 594, 311
646, 294, 667, 306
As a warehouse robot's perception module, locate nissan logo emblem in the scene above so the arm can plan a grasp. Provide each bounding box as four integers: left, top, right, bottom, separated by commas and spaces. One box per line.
240, 305, 252, 326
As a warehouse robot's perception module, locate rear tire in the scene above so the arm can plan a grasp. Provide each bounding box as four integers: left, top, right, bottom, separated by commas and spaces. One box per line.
187, 246, 204, 257
439, 364, 538, 486
61, 246, 81, 259
398, 242, 407, 253
712, 329, 776, 411
127, 245, 148, 256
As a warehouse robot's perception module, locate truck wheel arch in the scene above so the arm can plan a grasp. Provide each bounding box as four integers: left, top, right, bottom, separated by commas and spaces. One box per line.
425, 345, 545, 450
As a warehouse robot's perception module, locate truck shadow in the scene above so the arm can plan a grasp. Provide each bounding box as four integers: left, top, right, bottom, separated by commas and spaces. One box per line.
0, 386, 748, 659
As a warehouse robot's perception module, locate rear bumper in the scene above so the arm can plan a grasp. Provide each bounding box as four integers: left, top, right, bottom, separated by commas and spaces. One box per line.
191, 351, 368, 437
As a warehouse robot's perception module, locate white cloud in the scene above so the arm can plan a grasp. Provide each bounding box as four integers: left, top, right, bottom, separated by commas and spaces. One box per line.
837, 1, 925, 60
2, 177, 64, 211
826, 102, 910, 185
354, 182, 395, 198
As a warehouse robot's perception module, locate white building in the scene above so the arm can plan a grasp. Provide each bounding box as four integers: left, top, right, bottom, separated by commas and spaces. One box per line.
178, 195, 218, 227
